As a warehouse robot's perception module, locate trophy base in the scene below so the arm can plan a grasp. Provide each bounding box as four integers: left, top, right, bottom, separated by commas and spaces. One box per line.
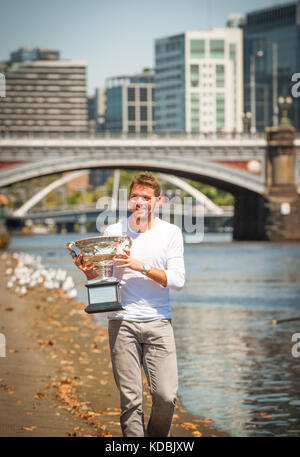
85, 280, 123, 314
84, 301, 123, 314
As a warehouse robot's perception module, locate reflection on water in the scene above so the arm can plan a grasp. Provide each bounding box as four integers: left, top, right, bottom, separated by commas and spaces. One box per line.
8, 232, 300, 436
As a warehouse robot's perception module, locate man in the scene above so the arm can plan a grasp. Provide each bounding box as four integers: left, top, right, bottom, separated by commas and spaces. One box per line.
75, 172, 185, 437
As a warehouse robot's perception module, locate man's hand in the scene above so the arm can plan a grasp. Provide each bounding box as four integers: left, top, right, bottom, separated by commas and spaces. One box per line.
113, 248, 143, 273
73, 254, 98, 280
113, 249, 167, 287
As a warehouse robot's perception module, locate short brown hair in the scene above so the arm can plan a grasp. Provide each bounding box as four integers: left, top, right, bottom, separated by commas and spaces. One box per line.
129, 171, 161, 197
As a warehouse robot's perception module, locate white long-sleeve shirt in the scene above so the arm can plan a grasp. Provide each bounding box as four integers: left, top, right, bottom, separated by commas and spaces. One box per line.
103, 217, 185, 321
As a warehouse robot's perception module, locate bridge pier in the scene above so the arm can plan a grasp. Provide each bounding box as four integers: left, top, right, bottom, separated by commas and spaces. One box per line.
263, 127, 300, 241
233, 127, 300, 241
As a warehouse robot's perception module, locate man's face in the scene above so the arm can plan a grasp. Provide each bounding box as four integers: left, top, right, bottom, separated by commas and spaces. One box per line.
129, 184, 159, 219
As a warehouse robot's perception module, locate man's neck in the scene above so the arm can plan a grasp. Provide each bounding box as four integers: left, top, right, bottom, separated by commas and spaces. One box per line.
129, 214, 157, 233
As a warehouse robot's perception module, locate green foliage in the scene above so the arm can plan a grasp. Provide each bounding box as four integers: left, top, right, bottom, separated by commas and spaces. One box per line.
184, 180, 234, 205
8, 174, 60, 208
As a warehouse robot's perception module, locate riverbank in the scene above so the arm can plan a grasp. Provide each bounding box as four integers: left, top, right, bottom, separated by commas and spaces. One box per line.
0, 252, 228, 437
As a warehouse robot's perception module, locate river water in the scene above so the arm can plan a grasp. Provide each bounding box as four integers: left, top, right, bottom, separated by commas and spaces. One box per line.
7, 232, 300, 437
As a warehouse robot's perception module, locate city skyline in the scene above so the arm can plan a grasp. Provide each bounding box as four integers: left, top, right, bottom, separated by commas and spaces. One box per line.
0, 0, 294, 95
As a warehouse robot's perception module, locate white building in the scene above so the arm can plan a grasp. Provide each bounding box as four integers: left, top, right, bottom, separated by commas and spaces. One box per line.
155, 28, 243, 134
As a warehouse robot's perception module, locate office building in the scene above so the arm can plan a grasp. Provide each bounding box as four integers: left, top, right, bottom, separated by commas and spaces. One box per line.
105, 69, 155, 133
0, 47, 88, 134
88, 87, 106, 132
242, 1, 300, 131
154, 28, 243, 133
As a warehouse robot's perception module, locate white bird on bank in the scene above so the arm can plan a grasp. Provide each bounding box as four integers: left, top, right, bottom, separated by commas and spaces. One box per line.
6, 251, 78, 302
62, 276, 75, 292
19, 286, 27, 296
6, 280, 14, 289
66, 288, 78, 299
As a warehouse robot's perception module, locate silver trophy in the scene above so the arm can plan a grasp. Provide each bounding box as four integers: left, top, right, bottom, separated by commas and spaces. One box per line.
66, 235, 132, 314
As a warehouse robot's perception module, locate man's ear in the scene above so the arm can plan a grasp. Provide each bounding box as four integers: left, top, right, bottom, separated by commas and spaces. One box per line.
153, 195, 163, 209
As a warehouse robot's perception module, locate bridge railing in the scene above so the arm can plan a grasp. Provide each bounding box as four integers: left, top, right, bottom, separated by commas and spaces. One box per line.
0, 130, 266, 141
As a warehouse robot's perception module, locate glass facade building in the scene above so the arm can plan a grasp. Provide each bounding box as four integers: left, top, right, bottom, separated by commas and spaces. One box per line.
243, 1, 300, 131
154, 34, 186, 132
105, 70, 155, 133
154, 29, 243, 134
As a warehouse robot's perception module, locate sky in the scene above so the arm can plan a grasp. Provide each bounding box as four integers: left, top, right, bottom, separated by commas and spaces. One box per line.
0, 0, 294, 95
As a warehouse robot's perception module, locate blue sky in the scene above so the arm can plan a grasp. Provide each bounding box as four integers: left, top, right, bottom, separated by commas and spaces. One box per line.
0, 0, 293, 94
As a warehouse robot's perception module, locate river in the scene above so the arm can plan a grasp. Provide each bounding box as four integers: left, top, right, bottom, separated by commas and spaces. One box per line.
7, 232, 300, 436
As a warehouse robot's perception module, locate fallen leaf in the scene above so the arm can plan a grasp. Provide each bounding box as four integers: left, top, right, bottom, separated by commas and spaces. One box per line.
192, 431, 202, 437
179, 422, 198, 430
38, 340, 54, 347
195, 418, 213, 424
22, 426, 37, 431
1, 385, 14, 392
34, 392, 47, 400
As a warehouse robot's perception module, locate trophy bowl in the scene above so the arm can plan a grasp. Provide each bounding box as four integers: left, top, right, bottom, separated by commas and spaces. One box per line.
66, 235, 132, 314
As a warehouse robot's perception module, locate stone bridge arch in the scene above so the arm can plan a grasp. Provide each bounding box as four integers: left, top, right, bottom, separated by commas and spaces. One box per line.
0, 155, 265, 196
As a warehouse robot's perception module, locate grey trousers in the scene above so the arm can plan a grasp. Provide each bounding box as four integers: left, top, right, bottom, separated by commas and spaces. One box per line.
108, 318, 178, 437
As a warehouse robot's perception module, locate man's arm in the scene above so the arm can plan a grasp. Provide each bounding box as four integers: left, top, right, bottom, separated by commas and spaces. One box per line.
113, 249, 167, 287
113, 225, 185, 291
164, 227, 185, 291
145, 267, 167, 287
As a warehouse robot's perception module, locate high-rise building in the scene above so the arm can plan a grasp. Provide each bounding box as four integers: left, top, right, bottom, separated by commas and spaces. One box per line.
88, 87, 107, 132
242, 1, 300, 132
154, 29, 243, 134
105, 69, 155, 133
0, 47, 88, 134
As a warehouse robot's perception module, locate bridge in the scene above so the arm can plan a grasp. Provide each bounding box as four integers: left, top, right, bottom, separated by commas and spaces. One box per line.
1, 130, 300, 241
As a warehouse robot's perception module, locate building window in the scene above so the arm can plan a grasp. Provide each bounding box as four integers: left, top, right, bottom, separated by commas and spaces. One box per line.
128, 125, 136, 132
190, 65, 199, 87
216, 93, 225, 131
229, 43, 236, 61
191, 93, 200, 132
190, 39, 205, 59
140, 106, 147, 121
128, 106, 135, 121
140, 125, 148, 133
210, 40, 225, 59
140, 88, 147, 102
216, 65, 225, 88
128, 87, 135, 102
